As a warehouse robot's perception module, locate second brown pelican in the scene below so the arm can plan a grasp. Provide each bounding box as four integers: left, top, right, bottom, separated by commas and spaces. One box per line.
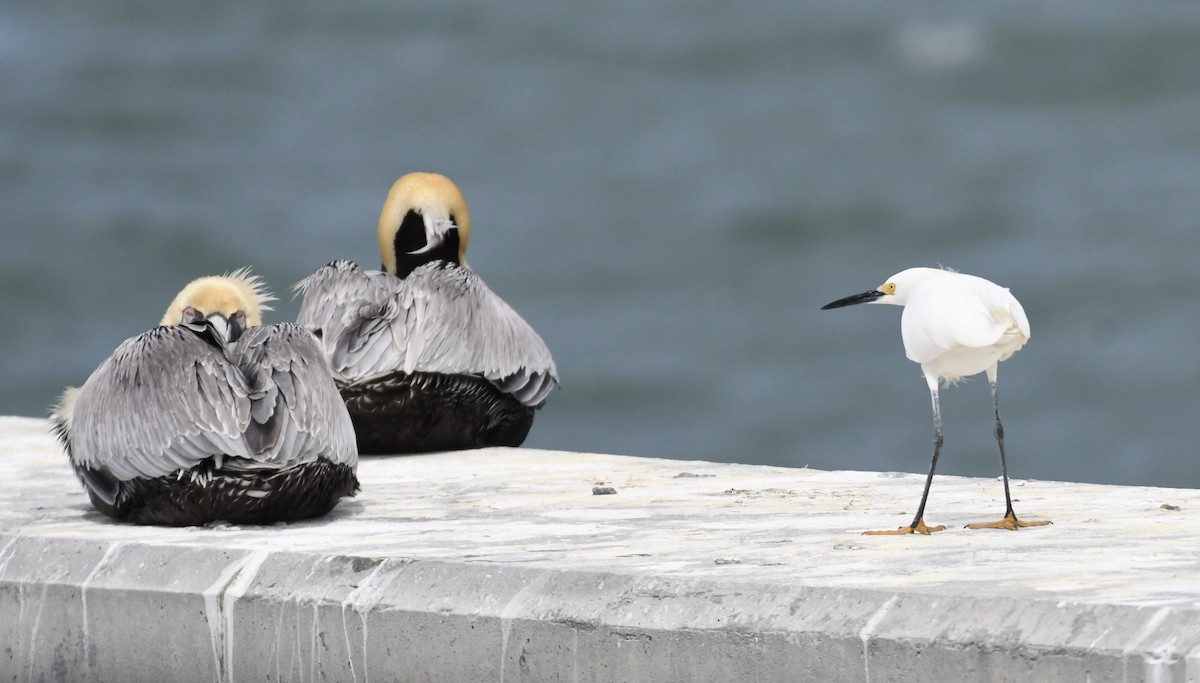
295, 173, 558, 454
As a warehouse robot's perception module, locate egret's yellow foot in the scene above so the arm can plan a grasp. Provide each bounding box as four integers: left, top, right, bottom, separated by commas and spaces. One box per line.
966, 512, 1051, 531
864, 519, 945, 536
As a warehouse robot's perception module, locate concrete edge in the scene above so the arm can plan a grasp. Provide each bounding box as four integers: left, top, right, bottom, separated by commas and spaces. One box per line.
5, 533, 1200, 682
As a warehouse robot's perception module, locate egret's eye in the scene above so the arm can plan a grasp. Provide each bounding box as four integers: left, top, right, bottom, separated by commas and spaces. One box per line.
884, 283, 897, 295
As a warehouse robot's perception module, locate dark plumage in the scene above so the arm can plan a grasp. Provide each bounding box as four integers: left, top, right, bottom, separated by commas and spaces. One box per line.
69, 458, 358, 526
341, 371, 535, 454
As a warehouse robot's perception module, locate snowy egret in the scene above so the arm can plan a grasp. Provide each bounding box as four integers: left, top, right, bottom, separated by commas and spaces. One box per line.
821, 267, 1050, 535
51, 270, 359, 525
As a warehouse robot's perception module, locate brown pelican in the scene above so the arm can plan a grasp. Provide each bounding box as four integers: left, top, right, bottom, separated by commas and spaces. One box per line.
295, 172, 557, 454
51, 269, 359, 526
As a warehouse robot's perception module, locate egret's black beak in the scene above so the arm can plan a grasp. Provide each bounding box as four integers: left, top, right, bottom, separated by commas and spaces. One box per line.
821, 289, 885, 310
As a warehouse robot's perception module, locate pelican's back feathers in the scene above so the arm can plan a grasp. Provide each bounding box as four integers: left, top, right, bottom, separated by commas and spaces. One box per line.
64, 320, 356, 485
296, 260, 558, 406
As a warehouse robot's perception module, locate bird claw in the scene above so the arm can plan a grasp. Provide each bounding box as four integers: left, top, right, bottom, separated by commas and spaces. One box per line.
864, 519, 945, 536
966, 512, 1051, 531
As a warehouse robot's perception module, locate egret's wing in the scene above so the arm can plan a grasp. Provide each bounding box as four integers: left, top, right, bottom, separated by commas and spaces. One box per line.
900, 289, 987, 363
902, 281, 1029, 366
963, 284, 1030, 350
68, 325, 256, 484
229, 324, 358, 469
294, 260, 400, 383
993, 289, 1031, 362
1007, 292, 1031, 340
390, 265, 559, 406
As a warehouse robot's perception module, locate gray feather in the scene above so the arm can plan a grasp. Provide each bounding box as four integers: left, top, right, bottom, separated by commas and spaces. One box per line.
295, 260, 558, 406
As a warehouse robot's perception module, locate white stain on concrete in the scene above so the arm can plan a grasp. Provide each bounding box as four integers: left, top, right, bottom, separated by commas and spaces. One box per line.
859, 595, 898, 683
202, 550, 268, 683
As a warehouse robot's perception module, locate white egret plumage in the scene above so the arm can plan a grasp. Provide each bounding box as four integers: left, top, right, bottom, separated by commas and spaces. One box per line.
822, 267, 1050, 535
51, 269, 359, 525
295, 173, 557, 454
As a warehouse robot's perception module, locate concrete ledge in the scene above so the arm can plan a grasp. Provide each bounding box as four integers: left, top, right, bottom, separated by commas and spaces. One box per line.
3, 415, 1200, 682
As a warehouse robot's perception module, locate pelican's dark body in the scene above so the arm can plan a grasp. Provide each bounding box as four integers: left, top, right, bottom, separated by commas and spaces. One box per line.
341, 371, 535, 454
70, 457, 359, 526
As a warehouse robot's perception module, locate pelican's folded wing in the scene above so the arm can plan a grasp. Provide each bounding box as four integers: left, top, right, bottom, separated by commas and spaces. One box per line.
296, 261, 557, 406
294, 260, 402, 383
230, 323, 358, 469
67, 325, 257, 483
395, 265, 559, 406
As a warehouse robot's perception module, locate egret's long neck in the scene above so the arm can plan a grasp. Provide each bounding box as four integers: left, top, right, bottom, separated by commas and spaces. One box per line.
389, 210, 462, 278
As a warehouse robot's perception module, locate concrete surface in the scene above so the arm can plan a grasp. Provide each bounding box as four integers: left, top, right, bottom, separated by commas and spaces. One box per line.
2, 415, 1200, 682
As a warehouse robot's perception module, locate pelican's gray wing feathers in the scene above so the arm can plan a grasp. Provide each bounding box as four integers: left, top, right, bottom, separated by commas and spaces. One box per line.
228, 323, 357, 469
69, 325, 256, 482
68, 322, 357, 487
295, 260, 558, 406
295, 260, 398, 382
399, 264, 558, 405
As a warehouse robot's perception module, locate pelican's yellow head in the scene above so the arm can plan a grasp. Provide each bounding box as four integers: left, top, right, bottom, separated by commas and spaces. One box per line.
160, 268, 276, 337
378, 172, 472, 277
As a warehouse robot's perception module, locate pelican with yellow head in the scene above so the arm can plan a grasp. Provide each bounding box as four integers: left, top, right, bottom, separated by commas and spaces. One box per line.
296, 172, 558, 454
51, 269, 359, 525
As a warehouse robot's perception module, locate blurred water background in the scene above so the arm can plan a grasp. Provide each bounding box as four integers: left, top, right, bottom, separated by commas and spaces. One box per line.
3, 1, 1199, 489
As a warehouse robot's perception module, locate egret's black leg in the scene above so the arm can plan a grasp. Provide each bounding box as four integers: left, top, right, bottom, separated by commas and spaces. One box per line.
866, 383, 946, 536
967, 380, 1051, 531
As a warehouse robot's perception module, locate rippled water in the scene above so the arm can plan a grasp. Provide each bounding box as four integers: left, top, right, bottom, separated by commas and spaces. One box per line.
4, 1, 1200, 488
